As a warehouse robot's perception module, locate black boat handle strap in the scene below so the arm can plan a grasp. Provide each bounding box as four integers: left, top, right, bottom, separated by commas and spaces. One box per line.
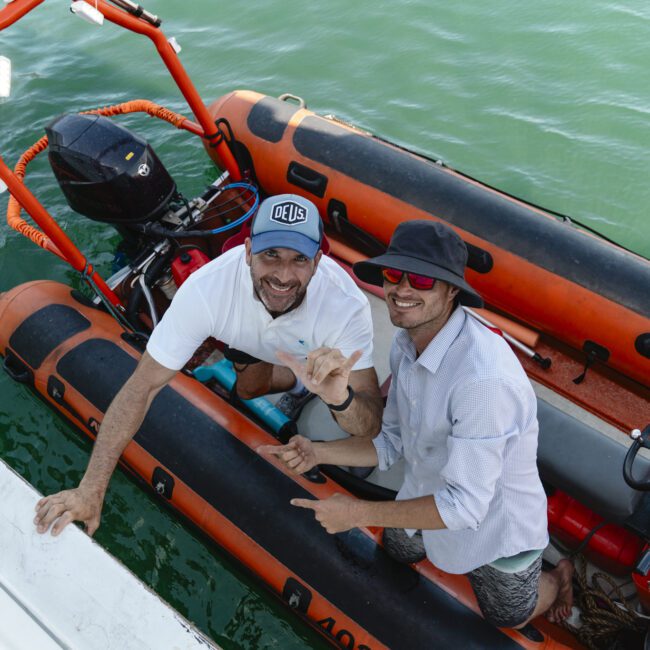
623, 424, 650, 491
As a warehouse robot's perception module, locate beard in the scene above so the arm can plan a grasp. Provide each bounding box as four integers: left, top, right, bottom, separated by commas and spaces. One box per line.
252, 275, 308, 317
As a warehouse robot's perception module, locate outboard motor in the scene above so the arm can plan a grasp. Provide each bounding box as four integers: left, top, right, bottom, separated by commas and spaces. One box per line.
46, 113, 176, 224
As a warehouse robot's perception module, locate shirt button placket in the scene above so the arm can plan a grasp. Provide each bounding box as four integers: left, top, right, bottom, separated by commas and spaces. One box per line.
406, 368, 420, 430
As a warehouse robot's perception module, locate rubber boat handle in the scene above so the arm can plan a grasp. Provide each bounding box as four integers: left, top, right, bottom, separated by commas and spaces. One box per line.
286, 162, 327, 198
623, 425, 650, 491
2, 351, 32, 384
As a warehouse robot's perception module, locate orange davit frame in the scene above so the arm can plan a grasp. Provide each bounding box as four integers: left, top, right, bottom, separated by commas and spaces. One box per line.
0, 0, 242, 309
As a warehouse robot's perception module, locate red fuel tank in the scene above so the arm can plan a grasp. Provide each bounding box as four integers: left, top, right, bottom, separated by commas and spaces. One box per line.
171, 248, 210, 287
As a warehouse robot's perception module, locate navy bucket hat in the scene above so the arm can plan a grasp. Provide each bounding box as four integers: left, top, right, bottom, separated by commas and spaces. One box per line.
353, 220, 483, 307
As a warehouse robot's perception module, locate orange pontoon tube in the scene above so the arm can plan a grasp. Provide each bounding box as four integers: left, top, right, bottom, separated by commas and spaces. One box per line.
208, 90, 650, 389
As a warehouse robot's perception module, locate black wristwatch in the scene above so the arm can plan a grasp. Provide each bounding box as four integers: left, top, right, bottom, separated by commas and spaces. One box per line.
325, 385, 355, 411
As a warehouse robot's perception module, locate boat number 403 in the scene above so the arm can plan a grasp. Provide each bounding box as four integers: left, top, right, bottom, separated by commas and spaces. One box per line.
317, 617, 372, 650
282, 579, 372, 649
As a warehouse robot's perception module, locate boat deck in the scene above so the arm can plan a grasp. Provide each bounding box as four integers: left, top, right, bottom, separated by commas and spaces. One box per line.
0, 460, 220, 650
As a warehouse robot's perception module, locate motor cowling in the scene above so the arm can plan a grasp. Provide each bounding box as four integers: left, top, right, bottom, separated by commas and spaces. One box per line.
46, 113, 176, 224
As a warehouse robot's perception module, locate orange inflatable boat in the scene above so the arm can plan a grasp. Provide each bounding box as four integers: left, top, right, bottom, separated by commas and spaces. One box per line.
1, 2, 649, 649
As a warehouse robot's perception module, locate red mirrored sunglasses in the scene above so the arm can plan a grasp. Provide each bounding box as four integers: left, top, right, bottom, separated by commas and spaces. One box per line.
381, 268, 437, 290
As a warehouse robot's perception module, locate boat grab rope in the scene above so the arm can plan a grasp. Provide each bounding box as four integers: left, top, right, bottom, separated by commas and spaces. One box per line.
562, 554, 647, 649
6, 99, 191, 254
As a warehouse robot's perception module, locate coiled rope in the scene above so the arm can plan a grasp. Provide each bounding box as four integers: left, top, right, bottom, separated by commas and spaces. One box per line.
562, 555, 647, 649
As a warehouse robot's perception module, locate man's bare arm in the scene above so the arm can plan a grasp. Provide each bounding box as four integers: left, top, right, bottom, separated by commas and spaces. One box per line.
260, 435, 445, 534
34, 351, 177, 536
292, 494, 446, 535
329, 366, 382, 437
259, 433, 379, 475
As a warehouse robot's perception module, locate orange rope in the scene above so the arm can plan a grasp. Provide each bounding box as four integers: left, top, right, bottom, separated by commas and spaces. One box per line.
81, 99, 188, 127
6, 100, 190, 253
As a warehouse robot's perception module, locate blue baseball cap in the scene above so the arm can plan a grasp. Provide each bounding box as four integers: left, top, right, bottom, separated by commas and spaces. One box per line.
250, 194, 323, 259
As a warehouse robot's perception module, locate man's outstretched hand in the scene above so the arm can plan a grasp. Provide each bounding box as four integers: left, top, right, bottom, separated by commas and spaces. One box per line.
258, 435, 318, 475
276, 348, 361, 406
34, 487, 103, 537
291, 494, 362, 534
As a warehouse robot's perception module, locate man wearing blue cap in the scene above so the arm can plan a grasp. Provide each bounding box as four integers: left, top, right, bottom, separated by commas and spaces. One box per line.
34, 194, 382, 537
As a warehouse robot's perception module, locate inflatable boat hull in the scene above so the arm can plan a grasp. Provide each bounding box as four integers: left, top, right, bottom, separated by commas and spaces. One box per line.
0, 281, 570, 649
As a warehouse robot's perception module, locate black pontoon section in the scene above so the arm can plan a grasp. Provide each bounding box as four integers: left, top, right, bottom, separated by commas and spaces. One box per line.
9, 304, 90, 369
247, 97, 300, 144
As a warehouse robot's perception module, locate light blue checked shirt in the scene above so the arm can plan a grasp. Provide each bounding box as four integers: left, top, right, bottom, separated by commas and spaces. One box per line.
373, 307, 548, 574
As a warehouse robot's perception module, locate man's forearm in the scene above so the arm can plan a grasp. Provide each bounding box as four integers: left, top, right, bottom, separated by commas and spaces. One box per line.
313, 435, 379, 467
79, 384, 152, 498
354, 495, 446, 531
327, 387, 383, 437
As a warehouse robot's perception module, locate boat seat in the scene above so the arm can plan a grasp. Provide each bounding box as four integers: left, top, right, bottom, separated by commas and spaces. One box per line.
536, 397, 650, 526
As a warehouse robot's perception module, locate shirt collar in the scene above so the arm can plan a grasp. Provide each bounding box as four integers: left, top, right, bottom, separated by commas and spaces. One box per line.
396, 306, 467, 373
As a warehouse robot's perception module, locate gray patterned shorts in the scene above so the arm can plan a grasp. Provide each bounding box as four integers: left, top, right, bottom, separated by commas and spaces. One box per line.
383, 528, 542, 628
467, 557, 542, 628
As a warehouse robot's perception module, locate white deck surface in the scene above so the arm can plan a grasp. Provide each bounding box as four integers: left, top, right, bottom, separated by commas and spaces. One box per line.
0, 460, 219, 650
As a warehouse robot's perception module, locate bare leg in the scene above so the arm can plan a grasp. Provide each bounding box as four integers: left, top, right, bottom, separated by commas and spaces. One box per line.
235, 361, 295, 399
514, 559, 574, 628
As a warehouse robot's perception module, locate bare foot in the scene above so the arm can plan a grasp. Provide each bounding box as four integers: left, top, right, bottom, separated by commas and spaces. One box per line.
546, 559, 574, 623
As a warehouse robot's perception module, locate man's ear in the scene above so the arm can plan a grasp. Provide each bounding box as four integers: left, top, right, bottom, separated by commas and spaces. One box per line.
312, 249, 323, 271
244, 238, 252, 266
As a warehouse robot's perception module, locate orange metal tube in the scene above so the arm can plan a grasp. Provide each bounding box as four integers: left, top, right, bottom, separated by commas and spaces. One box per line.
0, 0, 45, 30
0, 155, 122, 308
85, 0, 241, 180
0, 1, 240, 176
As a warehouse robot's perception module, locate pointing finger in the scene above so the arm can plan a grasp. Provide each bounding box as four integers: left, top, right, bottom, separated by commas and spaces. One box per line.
290, 498, 318, 510
257, 444, 288, 457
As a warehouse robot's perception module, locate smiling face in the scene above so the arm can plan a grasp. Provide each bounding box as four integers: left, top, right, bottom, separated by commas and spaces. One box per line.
384, 272, 459, 352
245, 239, 322, 316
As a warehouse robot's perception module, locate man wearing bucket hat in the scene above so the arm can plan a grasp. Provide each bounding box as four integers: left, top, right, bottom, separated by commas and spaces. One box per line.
262, 220, 574, 628
34, 194, 383, 538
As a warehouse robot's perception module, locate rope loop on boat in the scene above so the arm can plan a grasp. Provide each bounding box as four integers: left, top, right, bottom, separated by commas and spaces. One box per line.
562, 555, 647, 649
278, 93, 306, 109
6, 100, 190, 253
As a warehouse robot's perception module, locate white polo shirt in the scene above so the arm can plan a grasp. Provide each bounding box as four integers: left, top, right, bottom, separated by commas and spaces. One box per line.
146, 245, 374, 371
